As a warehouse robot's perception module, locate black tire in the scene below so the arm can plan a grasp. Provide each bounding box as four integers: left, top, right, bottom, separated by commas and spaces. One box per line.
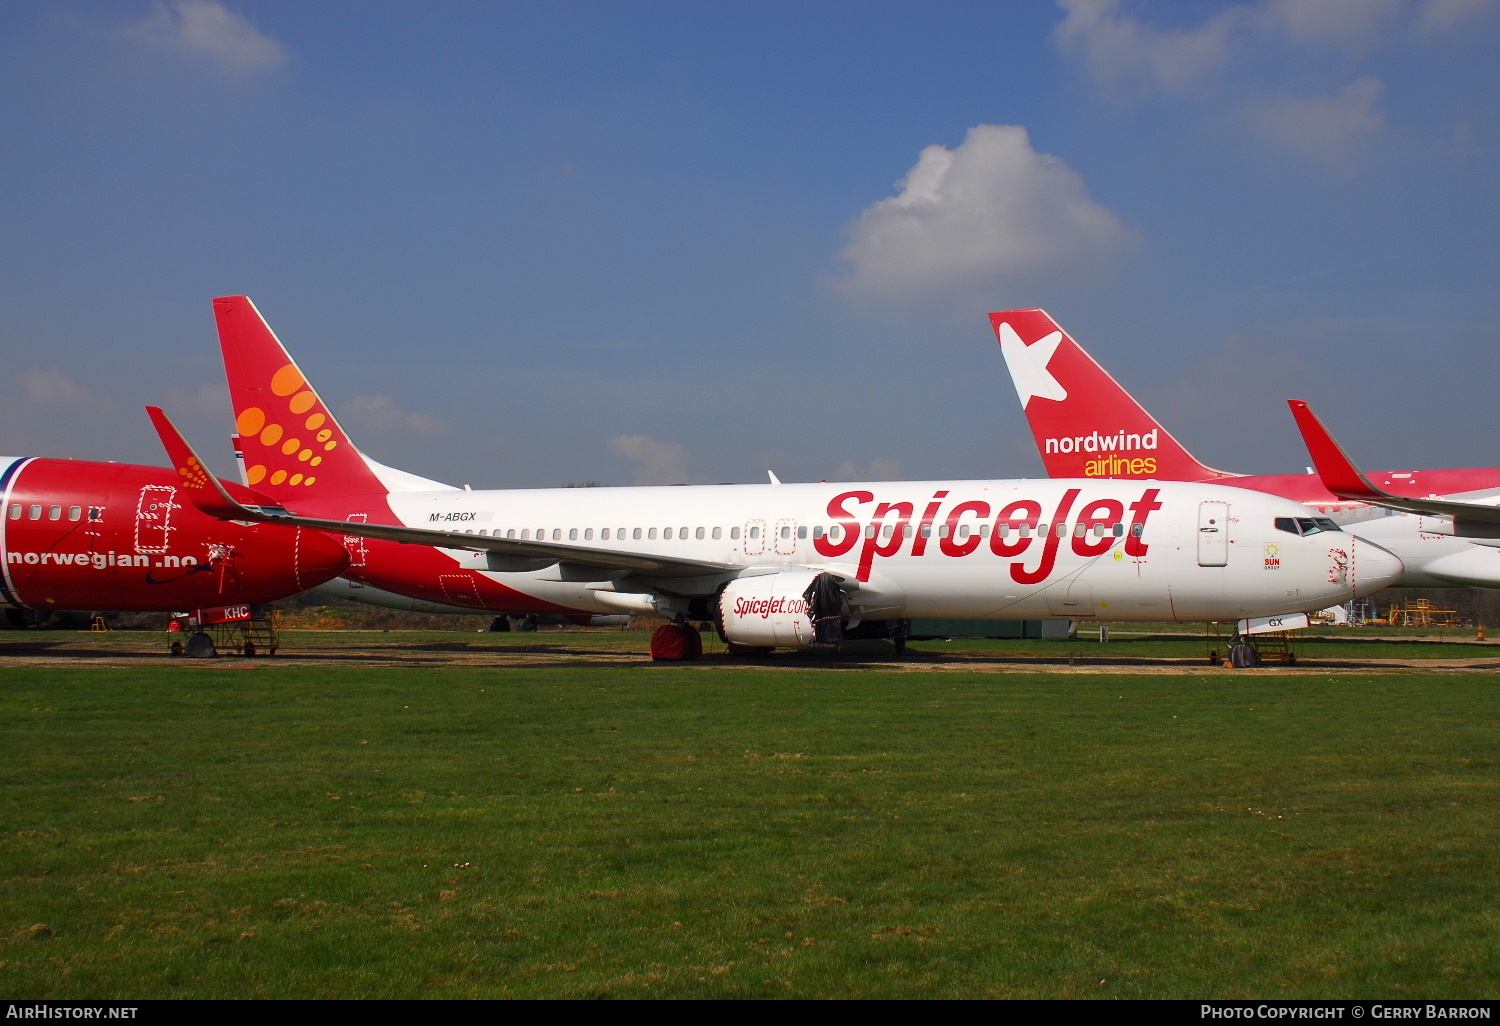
488, 616, 510, 633
516, 615, 538, 633
244, 643, 256, 657
184, 632, 217, 659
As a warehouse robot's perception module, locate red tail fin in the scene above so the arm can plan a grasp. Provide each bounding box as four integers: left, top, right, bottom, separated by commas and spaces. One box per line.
989, 309, 1234, 483
214, 296, 451, 503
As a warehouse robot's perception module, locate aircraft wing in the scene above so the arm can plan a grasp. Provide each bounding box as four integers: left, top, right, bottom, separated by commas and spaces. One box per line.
145, 407, 744, 578
1288, 400, 1500, 527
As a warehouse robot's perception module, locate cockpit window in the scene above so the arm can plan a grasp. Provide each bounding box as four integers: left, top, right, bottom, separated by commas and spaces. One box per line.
1275, 516, 1344, 537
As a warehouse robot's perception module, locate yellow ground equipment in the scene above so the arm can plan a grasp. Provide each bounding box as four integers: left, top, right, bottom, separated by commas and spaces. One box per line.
1386, 598, 1461, 628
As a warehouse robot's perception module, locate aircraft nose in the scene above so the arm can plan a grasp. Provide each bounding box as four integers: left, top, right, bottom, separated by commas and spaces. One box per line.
1352, 536, 1404, 597
298, 527, 353, 585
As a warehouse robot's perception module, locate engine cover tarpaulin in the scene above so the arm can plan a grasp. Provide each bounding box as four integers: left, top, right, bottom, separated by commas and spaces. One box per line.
802, 572, 846, 645
650, 622, 702, 661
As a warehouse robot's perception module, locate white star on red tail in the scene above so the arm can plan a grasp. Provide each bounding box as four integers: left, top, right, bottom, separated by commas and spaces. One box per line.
998, 321, 1067, 409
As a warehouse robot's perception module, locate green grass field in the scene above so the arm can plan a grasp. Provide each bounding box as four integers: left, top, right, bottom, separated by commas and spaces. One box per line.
1, 661, 1497, 998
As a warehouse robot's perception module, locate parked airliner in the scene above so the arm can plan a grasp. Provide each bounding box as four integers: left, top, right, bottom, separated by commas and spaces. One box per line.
158, 297, 1403, 653
0, 450, 349, 619
991, 309, 1500, 589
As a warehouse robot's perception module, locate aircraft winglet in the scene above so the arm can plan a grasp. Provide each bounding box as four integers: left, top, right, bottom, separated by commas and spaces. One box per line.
145, 406, 257, 520
1285, 400, 1388, 502
1287, 399, 1500, 525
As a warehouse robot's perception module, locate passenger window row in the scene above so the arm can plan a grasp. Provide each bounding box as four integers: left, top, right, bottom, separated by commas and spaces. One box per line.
432, 521, 1146, 543
8, 504, 84, 522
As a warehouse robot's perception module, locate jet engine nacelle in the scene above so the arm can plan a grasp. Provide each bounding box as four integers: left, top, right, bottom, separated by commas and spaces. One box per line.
717, 571, 825, 648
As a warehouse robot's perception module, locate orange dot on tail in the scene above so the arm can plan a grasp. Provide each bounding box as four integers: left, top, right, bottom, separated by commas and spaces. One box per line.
270, 470, 287, 486
324, 440, 338, 451
304, 477, 316, 486
290, 474, 303, 486
298, 449, 312, 462
310, 456, 322, 467
247, 465, 266, 484
281, 438, 300, 456
236, 408, 266, 436
260, 424, 284, 446
271, 364, 304, 397
305, 413, 326, 431
289, 391, 316, 415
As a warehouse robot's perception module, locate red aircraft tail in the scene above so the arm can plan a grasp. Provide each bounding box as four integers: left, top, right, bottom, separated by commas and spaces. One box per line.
989, 309, 1235, 483
213, 296, 451, 505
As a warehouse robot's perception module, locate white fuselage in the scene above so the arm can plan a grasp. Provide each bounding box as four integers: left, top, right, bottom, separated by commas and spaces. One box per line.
336, 477, 1402, 623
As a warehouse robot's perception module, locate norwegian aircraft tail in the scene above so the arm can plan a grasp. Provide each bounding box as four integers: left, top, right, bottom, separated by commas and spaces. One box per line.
213, 296, 454, 504
989, 309, 1235, 483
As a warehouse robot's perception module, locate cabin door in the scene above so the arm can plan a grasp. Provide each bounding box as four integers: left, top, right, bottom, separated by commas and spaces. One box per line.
1197, 502, 1229, 567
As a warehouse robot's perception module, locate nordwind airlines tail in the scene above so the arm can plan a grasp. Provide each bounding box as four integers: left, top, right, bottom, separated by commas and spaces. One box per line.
988, 310, 1236, 484
213, 295, 452, 505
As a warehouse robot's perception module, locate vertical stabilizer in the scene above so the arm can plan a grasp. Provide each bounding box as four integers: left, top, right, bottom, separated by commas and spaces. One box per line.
213, 296, 453, 504
989, 309, 1234, 483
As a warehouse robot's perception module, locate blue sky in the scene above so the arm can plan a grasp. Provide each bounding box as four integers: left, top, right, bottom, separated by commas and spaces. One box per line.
1, 0, 1497, 487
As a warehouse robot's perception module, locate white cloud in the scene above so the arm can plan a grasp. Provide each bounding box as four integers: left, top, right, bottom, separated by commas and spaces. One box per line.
0, 370, 119, 462
160, 381, 229, 417
835, 124, 1131, 301
1054, 0, 1240, 94
338, 394, 445, 436
608, 434, 691, 486
1252, 77, 1386, 158
832, 458, 904, 482
1057, 0, 1490, 98
1419, 0, 1496, 29
21, 368, 101, 409
124, 0, 290, 73
1267, 0, 1404, 42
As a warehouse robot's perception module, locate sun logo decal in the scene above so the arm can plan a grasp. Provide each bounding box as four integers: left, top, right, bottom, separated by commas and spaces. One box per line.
235, 362, 338, 489
178, 455, 211, 491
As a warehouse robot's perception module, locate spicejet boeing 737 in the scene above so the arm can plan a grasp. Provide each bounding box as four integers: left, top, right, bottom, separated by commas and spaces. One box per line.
0, 450, 349, 619
991, 309, 1500, 589
161, 296, 1402, 653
